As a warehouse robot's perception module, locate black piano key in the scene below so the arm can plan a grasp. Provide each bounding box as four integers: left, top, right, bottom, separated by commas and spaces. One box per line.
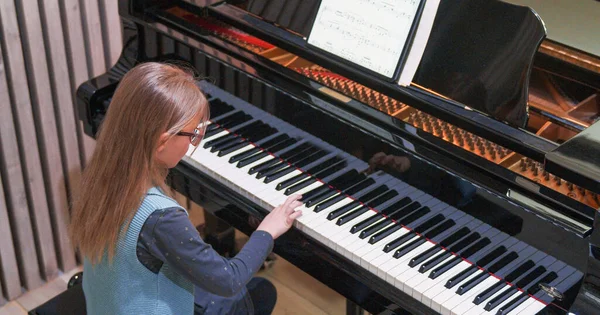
256, 160, 293, 179
218, 132, 270, 156
473, 260, 536, 305
278, 173, 310, 191
228, 120, 265, 136
440, 245, 505, 284
484, 288, 519, 311
306, 174, 366, 206
514, 265, 548, 288
237, 151, 269, 168
484, 266, 547, 311
211, 112, 252, 132
300, 183, 333, 201
336, 190, 398, 225
284, 177, 317, 195
208, 99, 234, 117
230, 134, 288, 163
211, 136, 245, 152
209, 121, 267, 151
283, 160, 347, 194
327, 185, 388, 220
385, 231, 419, 254
263, 148, 324, 178
204, 126, 225, 138
264, 151, 328, 183
354, 197, 414, 235
416, 227, 472, 277
208, 131, 242, 148
304, 173, 365, 206
328, 200, 361, 220
306, 189, 341, 208
457, 236, 492, 258
315, 178, 376, 213
407, 211, 446, 235
218, 113, 252, 129
313, 181, 369, 213
209, 110, 244, 127
254, 145, 314, 176
456, 251, 518, 295
301, 169, 358, 201
380, 207, 430, 249
229, 147, 261, 164
278, 145, 320, 165
407, 219, 456, 267
277, 158, 338, 190
336, 207, 370, 226
248, 157, 281, 175
204, 132, 236, 149
293, 149, 329, 168
263, 164, 297, 183
496, 293, 529, 315
260, 134, 291, 150
236, 137, 296, 167
496, 271, 558, 315
420, 234, 485, 274
218, 141, 252, 157
369, 224, 404, 245
473, 281, 505, 306
251, 142, 313, 174
363, 201, 424, 241
350, 196, 411, 234
393, 214, 446, 259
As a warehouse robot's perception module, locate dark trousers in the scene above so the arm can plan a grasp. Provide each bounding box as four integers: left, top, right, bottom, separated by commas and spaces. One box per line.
247, 277, 277, 315
194, 277, 277, 315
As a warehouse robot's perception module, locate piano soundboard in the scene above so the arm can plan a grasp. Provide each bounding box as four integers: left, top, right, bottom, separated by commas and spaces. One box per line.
183, 81, 583, 315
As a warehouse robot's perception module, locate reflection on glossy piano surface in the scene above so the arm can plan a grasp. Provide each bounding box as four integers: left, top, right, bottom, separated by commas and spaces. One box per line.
77, 0, 600, 314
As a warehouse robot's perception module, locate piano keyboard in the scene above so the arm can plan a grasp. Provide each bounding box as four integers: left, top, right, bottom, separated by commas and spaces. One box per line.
183, 82, 582, 315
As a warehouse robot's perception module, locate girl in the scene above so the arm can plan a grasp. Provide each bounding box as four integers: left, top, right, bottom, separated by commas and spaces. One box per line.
69, 62, 303, 314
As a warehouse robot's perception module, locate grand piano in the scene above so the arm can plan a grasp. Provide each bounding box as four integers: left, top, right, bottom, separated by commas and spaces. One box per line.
77, 0, 600, 314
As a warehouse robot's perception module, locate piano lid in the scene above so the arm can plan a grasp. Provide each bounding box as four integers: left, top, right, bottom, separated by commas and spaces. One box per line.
244, 0, 545, 128
412, 0, 545, 128
546, 119, 600, 195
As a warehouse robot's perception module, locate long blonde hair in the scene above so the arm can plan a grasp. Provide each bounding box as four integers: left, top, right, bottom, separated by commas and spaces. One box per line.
70, 62, 209, 263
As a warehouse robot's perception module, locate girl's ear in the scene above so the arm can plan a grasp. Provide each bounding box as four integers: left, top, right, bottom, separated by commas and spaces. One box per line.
156, 132, 170, 154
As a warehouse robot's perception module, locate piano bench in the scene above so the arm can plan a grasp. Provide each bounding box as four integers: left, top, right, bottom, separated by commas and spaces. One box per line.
28, 273, 86, 315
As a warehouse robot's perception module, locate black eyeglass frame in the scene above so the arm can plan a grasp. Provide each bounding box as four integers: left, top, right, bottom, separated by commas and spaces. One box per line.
176, 128, 202, 146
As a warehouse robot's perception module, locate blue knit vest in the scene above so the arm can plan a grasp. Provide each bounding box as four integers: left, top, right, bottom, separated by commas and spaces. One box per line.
83, 187, 194, 315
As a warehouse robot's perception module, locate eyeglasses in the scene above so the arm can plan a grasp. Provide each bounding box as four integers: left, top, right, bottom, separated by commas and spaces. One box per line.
176, 128, 202, 146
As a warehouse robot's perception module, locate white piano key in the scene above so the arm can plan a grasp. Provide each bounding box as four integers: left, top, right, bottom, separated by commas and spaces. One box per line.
420, 261, 472, 307
440, 274, 497, 315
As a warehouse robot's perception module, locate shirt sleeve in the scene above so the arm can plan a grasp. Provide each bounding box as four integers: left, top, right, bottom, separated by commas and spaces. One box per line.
141, 207, 274, 297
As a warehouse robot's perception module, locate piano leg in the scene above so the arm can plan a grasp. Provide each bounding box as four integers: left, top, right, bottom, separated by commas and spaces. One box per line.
346, 299, 364, 315
203, 210, 237, 257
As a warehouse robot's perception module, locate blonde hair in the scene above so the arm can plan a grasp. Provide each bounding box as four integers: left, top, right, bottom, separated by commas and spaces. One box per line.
70, 62, 209, 263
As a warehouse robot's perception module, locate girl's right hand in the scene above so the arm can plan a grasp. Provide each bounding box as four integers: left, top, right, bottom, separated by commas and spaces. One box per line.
257, 195, 303, 239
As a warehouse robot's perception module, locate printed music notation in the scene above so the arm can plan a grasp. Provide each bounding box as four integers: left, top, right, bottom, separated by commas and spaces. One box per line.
308, 0, 423, 78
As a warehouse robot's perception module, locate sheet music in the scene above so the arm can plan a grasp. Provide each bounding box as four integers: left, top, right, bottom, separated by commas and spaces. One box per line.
397, 0, 439, 86
308, 0, 423, 79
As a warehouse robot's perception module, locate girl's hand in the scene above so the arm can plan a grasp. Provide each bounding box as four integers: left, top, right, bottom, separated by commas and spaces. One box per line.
257, 195, 303, 239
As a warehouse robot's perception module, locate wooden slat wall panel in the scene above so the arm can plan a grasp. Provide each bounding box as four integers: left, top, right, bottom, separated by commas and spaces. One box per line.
15, 0, 64, 281
0, 0, 122, 305
59, 0, 95, 164
38, 0, 80, 272
0, 0, 49, 290
0, 66, 22, 301
98, 0, 122, 67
